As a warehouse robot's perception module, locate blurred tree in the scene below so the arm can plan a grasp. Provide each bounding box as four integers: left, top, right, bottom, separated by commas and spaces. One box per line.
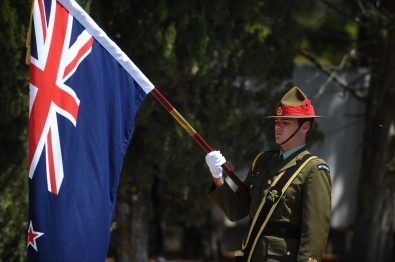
0, 0, 30, 260
350, 1, 395, 261
64, 0, 395, 260
298, 0, 395, 261
0, 0, 29, 182
0, 0, 339, 261
89, 0, 307, 260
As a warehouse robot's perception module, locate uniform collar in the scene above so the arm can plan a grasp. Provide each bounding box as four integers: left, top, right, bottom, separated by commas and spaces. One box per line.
278, 145, 309, 172
280, 144, 306, 160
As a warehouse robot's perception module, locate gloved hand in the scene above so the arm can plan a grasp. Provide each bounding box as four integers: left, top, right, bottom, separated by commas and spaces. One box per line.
205, 151, 226, 178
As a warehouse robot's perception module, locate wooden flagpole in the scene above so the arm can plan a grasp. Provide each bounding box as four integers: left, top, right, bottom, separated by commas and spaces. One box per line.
150, 88, 250, 198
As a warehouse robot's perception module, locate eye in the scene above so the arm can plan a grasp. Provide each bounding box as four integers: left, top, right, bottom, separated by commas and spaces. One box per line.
274, 120, 287, 126
274, 119, 295, 127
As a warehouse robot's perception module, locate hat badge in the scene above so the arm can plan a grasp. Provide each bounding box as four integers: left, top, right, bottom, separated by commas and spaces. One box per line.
277, 106, 283, 116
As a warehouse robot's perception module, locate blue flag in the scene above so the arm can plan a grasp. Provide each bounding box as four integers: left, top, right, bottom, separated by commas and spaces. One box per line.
27, 0, 154, 260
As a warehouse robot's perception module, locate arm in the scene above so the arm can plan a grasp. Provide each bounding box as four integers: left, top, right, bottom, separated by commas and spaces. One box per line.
205, 151, 250, 221
297, 160, 332, 262
208, 180, 250, 222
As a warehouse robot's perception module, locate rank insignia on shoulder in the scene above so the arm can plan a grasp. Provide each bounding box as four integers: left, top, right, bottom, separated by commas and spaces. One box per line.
307, 257, 318, 262
317, 164, 330, 172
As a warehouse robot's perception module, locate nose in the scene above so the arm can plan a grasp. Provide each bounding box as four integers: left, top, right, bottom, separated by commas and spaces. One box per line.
274, 122, 282, 130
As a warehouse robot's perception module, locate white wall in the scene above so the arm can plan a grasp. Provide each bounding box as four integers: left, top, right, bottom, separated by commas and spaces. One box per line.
292, 65, 368, 227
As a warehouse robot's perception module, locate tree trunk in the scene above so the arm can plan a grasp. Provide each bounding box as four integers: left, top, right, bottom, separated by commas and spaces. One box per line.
352, 7, 395, 261
151, 177, 165, 260
116, 183, 150, 262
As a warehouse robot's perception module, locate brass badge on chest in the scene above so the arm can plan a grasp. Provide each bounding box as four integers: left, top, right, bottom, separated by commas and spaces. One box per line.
267, 189, 279, 202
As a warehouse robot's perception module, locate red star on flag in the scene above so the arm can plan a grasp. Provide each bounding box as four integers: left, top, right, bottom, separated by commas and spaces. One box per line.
27, 220, 44, 252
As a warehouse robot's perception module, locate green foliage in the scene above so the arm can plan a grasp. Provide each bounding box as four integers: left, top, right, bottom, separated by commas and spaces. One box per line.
0, 0, 29, 175
91, 0, 302, 85
85, 5, 339, 258
295, 0, 358, 64
89, 2, 307, 253
76, 0, 92, 12
0, 0, 30, 260
0, 0, 338, 259
0, 162, 28, 262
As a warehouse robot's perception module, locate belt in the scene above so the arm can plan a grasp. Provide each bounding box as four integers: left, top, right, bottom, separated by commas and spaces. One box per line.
262, 222, 301, 239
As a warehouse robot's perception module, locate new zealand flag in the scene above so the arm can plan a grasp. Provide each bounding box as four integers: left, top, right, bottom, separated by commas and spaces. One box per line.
27, 0, 154, 260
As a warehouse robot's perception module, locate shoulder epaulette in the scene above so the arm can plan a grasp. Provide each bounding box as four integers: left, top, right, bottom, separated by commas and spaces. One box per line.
251, 150, 279, 172
251, 152, 265, 172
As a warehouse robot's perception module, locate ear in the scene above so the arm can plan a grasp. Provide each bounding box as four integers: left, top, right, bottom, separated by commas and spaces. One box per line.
301, 121, 311, 134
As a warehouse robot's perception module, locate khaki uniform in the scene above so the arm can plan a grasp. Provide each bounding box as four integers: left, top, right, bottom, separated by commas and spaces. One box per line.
209, 147, 331, 262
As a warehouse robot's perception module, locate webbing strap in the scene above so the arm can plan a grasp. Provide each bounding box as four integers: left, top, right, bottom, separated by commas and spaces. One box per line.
241, 154, 317, 262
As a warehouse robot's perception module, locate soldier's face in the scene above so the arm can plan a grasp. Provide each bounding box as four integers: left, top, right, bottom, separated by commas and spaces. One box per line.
274, 118, 300, 145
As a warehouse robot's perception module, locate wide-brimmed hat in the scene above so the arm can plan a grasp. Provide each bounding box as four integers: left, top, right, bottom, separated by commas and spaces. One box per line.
266, 86, 323, 119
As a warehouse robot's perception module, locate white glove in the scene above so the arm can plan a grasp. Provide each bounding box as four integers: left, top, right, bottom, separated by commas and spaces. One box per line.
205, 151, 226, 178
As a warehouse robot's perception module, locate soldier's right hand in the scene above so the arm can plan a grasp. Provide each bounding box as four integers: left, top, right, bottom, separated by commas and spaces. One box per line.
205, 151, 226, 178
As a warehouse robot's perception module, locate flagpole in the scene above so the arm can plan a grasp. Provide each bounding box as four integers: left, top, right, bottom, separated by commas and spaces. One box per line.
151, 88, 250, 198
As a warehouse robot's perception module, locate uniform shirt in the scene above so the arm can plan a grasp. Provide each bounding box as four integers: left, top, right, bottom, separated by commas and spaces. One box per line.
208, 146, 331, 262
281, 144, 305, 160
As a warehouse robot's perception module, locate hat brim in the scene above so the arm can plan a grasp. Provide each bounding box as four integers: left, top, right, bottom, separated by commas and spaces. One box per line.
265, 115, 324, 119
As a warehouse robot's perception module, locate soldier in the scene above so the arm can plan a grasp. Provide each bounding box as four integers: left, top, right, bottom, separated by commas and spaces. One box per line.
205, 86, 332, 262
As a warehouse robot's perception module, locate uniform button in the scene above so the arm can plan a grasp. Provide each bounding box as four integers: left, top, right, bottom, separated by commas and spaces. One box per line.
249, 185, 255, 189
286, 251, 291, 255
267, 180, 271, 184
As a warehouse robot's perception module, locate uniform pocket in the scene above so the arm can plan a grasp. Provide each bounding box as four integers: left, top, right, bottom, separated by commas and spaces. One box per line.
271, 185, 299, 219
266, 236, 286, 256
265, 236, 299, 261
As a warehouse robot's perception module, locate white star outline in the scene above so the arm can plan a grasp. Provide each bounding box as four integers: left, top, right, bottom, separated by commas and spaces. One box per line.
27, 220, 44, 252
